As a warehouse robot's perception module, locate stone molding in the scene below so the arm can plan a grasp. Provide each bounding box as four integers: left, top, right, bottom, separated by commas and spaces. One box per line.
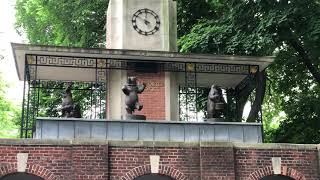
0, 139, 317, 150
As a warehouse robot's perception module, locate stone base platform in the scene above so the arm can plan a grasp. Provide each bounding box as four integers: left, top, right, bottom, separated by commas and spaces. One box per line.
126, 114, 146, 120
35, 117, 263, 143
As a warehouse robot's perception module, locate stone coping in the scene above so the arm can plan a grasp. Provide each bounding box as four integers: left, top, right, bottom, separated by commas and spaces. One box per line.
36, 117, 262, 126
0, 139, 317, 150
12, 43, 274, 81
12, 43, 274, 63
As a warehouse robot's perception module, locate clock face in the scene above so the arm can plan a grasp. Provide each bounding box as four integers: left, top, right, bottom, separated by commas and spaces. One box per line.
131, 8, 160, 36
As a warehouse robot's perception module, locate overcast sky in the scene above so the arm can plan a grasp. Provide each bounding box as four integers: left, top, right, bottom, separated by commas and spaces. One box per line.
0, 0, 26, 104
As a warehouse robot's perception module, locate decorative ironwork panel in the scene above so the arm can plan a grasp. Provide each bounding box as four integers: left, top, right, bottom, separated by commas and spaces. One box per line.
25, 54, 259, 76
27, 55, 36, 64
179, 86, 207, 122
196, 63, 249, 74
27, 65, 36, 80
186, 91, 197, 121
97, 69, 107, 82
96, 59, 107, 83
97, 59, 107, 68
21, 54, 108, 138
185, 63, 196, 87
186, 63, 195, 72
20, 80, 107, 138
35, 55, 96, 68
26, 55, 37, 80
161, 62, 185, 72
108, 59, 129, 69
185, 72, 196, 87
182, 63, 199, 121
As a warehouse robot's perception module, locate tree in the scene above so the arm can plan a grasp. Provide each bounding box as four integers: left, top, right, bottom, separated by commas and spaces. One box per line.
15, 0, 108, 48
265, 46, 320, 143
178, 0, 320, 143
0, 73, 20, 138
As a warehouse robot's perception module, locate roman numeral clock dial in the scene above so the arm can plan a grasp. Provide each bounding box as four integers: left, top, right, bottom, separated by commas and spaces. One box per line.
132, 8, 160, 36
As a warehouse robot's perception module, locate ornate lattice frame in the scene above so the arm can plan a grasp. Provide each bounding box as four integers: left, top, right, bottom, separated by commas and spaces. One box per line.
21, 54, 259, 137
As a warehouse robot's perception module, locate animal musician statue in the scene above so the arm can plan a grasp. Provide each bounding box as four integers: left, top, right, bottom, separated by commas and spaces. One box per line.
122, 77, 146, 115
207, 84, 226, 118
61, 83, 81, 118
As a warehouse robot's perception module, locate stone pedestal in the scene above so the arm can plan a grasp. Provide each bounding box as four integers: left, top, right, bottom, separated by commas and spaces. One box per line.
206, 118, 226, 122
126, 114, 146, 120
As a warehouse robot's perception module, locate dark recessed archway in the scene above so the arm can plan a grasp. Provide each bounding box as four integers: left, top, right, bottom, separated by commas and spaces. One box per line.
0, 173, 44, 180
260, 175, 295, 180
134, 174, 175, 180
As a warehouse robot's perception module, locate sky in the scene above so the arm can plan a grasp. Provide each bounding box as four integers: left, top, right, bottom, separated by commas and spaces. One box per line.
0, 0, 26, 104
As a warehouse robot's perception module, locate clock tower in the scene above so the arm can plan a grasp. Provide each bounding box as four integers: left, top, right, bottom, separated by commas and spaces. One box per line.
106, 0, 177, 51
106, 0, 178, 121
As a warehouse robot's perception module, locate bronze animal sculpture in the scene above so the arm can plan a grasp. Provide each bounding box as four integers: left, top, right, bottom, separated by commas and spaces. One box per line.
122, 77, 146, 114
207, 85, 226, 118
61, 83, 81, 118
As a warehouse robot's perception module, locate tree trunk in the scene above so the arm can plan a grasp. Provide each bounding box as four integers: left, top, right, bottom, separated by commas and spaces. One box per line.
288, 39, 320, 84
247, 70, 267, 122
235, 77, 256, 121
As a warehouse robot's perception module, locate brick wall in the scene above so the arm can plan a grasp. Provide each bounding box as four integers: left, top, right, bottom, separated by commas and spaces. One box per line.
127, 71, 166, 120
0, 140, 319, 180
200, 147, 235, 179
235, 147, 319, 180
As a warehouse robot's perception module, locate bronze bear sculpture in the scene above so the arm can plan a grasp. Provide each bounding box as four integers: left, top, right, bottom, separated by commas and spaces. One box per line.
61, 83, 81, 118
122, 77, 146, 114
207, 85, 226, 118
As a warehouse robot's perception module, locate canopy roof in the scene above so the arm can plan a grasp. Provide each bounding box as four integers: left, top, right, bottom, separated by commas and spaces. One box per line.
12, 43, 274, 88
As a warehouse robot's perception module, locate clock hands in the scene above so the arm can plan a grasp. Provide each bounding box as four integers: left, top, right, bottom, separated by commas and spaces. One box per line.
144, 20, 150, 25
135, 15, 151, 25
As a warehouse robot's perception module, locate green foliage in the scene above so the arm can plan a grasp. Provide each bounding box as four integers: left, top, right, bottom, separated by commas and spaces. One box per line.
15, 0, 108, 47
0, 74, 20, 138
178, 0, 320, 143
178, 0, 277, 55
177, 0, 216, 37
266, 48, 320, 143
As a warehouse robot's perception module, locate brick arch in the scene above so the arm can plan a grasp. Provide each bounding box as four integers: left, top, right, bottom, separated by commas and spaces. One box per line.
0, 164, 16, 177
121, 165, 188, 180
248, 166, 306, 180
0, 163, 60, 180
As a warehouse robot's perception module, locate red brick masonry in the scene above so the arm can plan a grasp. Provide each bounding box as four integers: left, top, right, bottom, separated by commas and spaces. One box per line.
127, 71, 166, 120
0, 140, 319, 180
